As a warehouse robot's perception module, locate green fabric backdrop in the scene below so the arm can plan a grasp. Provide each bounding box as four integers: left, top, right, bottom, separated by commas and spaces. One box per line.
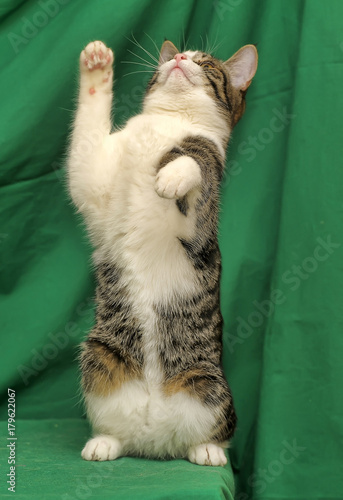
1, 0, 343, 499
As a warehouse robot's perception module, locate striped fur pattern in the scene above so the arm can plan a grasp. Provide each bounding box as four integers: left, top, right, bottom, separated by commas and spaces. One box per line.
81, 263, 144, 396
156, 135, 237, 442
70, 40, 257, 465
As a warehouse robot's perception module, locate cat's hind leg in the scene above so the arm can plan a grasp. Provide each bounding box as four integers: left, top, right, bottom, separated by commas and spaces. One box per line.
81, 435, 122, 461
164, 363, 236, 466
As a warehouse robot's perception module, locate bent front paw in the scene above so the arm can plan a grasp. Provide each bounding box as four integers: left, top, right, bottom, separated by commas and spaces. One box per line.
155, 156, 201, 199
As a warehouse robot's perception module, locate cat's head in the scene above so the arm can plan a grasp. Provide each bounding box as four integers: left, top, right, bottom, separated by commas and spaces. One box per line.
143, 41, 258, 138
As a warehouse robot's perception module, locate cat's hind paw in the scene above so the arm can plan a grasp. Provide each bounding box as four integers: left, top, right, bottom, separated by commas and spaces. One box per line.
188, 443, 227, 467
81, 435, 121, 461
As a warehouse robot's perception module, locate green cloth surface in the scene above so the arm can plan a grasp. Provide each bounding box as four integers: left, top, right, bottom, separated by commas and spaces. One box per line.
1, 0, 343, 499
0, 419, 234, 500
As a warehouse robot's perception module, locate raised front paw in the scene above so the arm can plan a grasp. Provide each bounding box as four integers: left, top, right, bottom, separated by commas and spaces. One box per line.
155, 156, 201, 199
81, 40, 114, 72
80, 41, 114, 92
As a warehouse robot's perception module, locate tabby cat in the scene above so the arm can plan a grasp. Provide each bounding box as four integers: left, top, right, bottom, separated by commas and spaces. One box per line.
68, 39, 257, 466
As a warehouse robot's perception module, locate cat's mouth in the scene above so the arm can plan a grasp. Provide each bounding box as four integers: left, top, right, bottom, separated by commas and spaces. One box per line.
157, 58, 203, 88
172, 67, 184, 74
166, 62, 194, 84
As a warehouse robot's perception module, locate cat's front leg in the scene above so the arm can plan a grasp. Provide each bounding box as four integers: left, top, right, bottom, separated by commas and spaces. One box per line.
155, 156, 202, 199
78, 40, 114, 125
68, 41, 115, 215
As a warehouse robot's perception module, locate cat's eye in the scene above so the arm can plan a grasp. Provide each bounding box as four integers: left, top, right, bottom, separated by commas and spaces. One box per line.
200, 62, 215, 69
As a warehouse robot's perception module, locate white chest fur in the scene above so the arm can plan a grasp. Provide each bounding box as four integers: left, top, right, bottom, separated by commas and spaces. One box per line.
105, 117, 203, 381
98, 114, 204, 303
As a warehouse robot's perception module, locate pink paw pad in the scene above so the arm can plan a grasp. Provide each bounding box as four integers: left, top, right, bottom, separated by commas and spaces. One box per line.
81, 42, 113, 74
89, 87, 96, 95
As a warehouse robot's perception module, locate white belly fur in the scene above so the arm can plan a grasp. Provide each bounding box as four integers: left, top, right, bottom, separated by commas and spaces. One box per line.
85, 380, 217, 458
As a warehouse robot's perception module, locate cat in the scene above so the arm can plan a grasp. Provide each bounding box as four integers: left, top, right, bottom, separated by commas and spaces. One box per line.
68, 39, 257, 466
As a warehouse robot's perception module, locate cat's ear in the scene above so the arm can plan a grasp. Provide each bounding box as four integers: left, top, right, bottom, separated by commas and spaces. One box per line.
159, 41, 179, 64
224, 45, 258, 91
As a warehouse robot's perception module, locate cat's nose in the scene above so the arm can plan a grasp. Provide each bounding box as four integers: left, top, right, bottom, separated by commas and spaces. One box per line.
174, 53, 187, 64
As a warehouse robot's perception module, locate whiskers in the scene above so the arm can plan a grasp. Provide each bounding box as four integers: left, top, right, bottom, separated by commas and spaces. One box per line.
181, 31, 222, 57
122, 33, 159, 78
180, 30, 190, 53
205, 32, 224, 57
121, 31, 224, 79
